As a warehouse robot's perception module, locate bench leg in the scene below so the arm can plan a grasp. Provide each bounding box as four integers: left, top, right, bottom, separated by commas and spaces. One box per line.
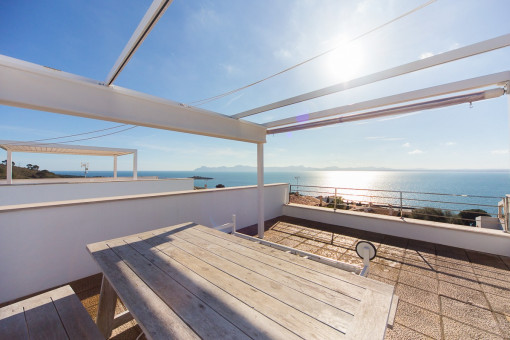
96, 276, 118, 338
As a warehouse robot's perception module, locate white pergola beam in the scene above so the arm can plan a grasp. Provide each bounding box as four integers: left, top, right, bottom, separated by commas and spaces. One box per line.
265, 71, 510, 128
235, 33, 510, 119
105, 0, 173, 85
0, 55, 266, 144
267, 88, 505, 134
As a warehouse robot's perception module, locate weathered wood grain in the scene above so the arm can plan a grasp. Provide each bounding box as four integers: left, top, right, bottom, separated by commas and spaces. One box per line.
87, 242, 200, 340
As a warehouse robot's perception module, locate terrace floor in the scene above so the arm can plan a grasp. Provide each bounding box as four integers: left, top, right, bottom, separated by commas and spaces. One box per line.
72, 215, 510, 339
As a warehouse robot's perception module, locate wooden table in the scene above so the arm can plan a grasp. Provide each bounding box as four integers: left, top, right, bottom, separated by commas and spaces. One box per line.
87, 222, 396, 339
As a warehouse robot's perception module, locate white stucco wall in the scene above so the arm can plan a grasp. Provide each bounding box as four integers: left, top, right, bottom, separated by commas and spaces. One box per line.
0, 178, 193, 205
0, 183, 288, 304
283, 204, 510, 257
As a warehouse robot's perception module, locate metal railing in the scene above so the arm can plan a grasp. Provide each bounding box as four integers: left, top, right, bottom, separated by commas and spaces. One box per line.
289, 185, 506, 231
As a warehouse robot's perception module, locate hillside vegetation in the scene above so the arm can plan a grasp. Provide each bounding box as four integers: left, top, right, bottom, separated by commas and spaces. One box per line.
0, 164, 77, 179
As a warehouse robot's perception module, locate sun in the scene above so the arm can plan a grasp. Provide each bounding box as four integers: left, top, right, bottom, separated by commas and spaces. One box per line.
320, 42, 365, 83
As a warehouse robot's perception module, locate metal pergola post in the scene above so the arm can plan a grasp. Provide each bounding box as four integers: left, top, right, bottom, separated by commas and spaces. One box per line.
113, 155, 118, 179
6, 150, 12, 184
257, 143, 264, 238
133, 151, 138, 180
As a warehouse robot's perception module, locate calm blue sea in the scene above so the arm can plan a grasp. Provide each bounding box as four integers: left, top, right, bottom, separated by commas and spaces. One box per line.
55, 170, 510, 215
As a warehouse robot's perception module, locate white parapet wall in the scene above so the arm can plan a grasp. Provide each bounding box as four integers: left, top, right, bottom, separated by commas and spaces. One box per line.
0, 183, 289, 304
283, 204, 510, 257
0, 178, 193, 205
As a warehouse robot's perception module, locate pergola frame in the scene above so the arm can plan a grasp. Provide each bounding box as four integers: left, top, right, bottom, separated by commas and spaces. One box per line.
0, 1, 508, 238
0, 140, 137, 184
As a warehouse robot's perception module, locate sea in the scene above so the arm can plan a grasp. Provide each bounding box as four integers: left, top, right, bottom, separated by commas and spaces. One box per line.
55, 170, 510, 216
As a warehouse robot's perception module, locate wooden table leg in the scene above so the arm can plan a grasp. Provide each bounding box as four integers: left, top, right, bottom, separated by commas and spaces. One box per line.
96, 275, 118, 339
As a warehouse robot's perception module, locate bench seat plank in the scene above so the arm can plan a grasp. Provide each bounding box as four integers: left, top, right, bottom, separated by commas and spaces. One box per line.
0, 286, 103, 340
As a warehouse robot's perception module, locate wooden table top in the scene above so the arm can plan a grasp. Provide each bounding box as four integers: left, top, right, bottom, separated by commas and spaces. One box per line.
87, 222, 395, 340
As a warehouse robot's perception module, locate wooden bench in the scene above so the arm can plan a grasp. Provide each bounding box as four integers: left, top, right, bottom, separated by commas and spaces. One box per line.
0, 285, 103, 339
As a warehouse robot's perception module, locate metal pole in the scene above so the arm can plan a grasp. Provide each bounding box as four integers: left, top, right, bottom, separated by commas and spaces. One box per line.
133, 151, 138, 180
505, 196, 509, 233
6, 150, 12, 184
400, 191, 403, 217
232, 214, 237, 234
334, 188, 338, 212
113, 155, 118, 179
257, 143, 264, 239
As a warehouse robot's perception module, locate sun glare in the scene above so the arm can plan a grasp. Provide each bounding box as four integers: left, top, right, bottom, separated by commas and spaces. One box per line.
320, 43, 365, 82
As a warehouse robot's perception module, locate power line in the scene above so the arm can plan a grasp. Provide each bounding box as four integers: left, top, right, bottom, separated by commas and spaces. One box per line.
3, 124, 130, 145
188, 0, 437, 107
5, 126, 138, 147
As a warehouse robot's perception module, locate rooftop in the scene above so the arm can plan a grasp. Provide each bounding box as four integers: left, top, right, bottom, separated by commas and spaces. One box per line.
61, 215, 510, 339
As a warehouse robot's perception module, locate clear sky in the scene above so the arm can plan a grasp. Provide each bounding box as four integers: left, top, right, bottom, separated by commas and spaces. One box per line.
1, 0, 509, 171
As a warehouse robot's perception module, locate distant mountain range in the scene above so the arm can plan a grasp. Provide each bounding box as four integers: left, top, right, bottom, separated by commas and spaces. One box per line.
193, 165, 509, 172
194, 165, 394, 172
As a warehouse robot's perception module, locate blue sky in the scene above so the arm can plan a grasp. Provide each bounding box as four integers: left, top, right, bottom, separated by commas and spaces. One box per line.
1, 0, 509, 171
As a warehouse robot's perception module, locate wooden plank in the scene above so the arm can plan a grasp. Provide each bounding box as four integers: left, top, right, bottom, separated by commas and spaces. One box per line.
124, 235, 302, 340
50, 286, 104, 340
0, 303, 29, 340
197, 225, 393, 295
106, 238, 250, 340
346, 289, 393, 340
96, 276, 118, 338
177, 227, 361, 313
112, 310, 133, 330
146, 229, 353, 334
87, 242, 200, 340
139, 231, 346, 339
387, 295, 399, 328
233, 231, 360, 273
184, 227, 365, 299
23, 295, 68, 340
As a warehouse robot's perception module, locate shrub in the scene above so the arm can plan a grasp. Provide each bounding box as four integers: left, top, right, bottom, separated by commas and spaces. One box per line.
457, 209, 490, 226
411, 207, 453, 223
216, 184, 225, 188
327, 197, 349, 210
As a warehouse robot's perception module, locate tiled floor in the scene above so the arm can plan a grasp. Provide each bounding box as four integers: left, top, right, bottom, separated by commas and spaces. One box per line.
73, 216, 510, 339
240, 216, 510, 339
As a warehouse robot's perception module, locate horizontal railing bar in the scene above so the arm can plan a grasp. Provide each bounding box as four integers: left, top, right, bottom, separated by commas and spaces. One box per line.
290, 184, 503, 199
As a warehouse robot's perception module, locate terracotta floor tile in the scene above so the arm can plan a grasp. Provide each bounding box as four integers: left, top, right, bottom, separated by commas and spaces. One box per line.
393, 301, 441, 339
278, 237, 302, 248
373, 255, 402, 269
436, 258, 474, 272
315, 247, 342, 260
294, 243, 321, 253
484, 293, 510, 315
398, 270, 438, 293
395, 283, 440, 313
338, 254, 364, 267
367, 273, 397, 286
438, 281, 489, 309
370, 263, 400, 281
442, 317, 503, 340
437, 267, 481, 290
384, 322, 433, 340
401, 263, 436, 277
440, 296, 500, 334
493, 313, 510, 336
478, 275, 510, 297
303, 239, 325, 247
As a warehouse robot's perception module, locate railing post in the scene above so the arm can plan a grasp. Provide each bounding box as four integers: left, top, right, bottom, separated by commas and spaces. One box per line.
399, 191, 403, 217
334, 188, 338, 212
505, 196, 509, 233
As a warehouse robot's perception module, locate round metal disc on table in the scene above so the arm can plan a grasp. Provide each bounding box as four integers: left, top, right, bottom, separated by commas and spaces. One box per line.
355, 241, 377, 260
